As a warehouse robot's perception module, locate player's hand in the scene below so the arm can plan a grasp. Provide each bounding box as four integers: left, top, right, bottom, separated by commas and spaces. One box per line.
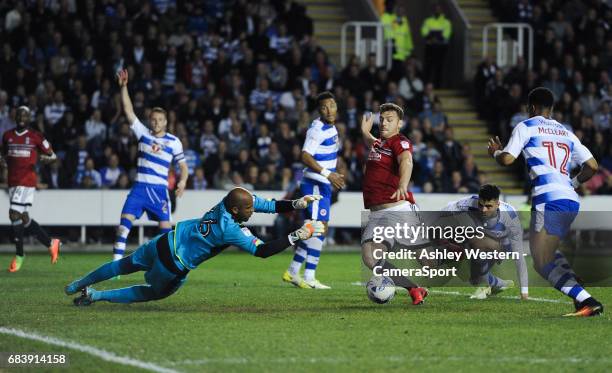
40, 153, 57, 164
290, 220, 325, 242
390, 182, 409, 201
117, 69, 129, 87
328, 172, 345, 189
520, 293, 529, 300
361, 112, 374, 134
175, 179, 187, 198
292, 194, 323, 209
487, 136, 502, 157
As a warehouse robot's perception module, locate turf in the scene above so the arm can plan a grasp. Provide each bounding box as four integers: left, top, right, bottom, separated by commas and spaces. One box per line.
1, 252, 611, 373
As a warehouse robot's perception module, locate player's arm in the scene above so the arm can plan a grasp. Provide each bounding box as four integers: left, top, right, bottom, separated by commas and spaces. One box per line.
225, 221, 324, 258
176, 161, 188, 197
361, 112, 376, 147
172, 140, 188, 197
488, 136, 516, 166
252, 194, 322, 214
508, 214, 529, 299
38, 136, 57, 163
301, 128, 345, 190
570, 140, 598, 188
391, 150, 413, 201
116, 69, 137, 124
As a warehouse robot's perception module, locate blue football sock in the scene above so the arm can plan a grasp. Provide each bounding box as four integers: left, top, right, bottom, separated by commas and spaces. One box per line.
91, 285, 159, 303
68, 256, 143, 292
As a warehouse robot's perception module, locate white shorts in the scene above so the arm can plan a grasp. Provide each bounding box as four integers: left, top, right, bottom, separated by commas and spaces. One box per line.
361, 201, 428, 247
9, 186, 35, 213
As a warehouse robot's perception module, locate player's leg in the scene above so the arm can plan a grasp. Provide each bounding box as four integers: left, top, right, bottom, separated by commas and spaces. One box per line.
114, 186, 147, 260
21, 211, 60, 264
283, 183, 313, 288
8, 208, 26, 272
469, 259, 513, 299
531, 203, 602, 316
76, 238, 188, 305
66, 235, 158, 295
302, 183, 331, 289
113, 213, 135, 260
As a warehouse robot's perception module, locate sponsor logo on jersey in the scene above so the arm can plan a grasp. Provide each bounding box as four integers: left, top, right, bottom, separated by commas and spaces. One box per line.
368, 150, 382, 161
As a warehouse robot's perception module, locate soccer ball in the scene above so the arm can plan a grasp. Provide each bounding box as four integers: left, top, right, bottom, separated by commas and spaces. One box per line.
366, 275, 396, 304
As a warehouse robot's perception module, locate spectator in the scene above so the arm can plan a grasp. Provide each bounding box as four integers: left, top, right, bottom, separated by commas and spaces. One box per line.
76, 157, 102, 188
99, 154, 124, 188
191, 167, 208, 190
421, 3, 452, 87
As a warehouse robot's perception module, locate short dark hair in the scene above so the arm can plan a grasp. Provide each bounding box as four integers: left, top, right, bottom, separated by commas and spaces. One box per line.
528, 87, 554, 110
380, 103, 404, 120
478, 184, 501, 201
316, 91, 335, 106
150, 107, 167, 118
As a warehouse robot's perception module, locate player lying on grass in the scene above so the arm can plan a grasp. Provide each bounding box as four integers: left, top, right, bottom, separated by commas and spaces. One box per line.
441, 184, 529, 300
360, 103, 428, 305
65, 188, 324, 306
488, 87, 602, 317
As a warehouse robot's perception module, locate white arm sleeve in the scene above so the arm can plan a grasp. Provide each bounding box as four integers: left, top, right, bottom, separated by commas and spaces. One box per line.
503, 123, 529, 159
302, 126, 321, 156
570, 135, 594, 165
130, 118, 149, 140
173, 139, 186, 164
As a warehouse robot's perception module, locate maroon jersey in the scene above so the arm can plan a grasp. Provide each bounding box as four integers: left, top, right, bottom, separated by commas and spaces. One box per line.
363, 134, 415, 209
2, 128, 53, 187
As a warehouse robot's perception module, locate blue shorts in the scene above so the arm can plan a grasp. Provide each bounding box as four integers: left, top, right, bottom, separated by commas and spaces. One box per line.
533, 199, 579, 238
300, 178, 332, 221
121, 183, 171, 222
130, 234, 187, 296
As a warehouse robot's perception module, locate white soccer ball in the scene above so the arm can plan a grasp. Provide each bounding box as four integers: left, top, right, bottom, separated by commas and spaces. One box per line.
366, 275, 396, 304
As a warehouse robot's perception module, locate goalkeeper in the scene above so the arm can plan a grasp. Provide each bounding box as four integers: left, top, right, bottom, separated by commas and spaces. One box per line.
65, 187, 324, 306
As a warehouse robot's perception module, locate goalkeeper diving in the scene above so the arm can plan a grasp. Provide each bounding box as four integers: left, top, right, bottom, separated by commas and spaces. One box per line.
65, 187, 324, 306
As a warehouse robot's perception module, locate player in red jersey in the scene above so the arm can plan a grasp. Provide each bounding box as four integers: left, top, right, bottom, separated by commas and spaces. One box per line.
360, 103, 428, 305
1, 106, 61, 272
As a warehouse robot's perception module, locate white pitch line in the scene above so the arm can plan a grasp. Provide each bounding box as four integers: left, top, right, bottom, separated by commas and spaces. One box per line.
351, 282, 571, 304
170, 354, 612, 366
0, 327, 179, 373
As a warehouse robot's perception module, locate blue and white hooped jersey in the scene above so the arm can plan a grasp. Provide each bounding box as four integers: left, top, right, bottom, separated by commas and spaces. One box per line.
504, 116, 593, 210
131, 118, 185, 188
302, 118, 339, 184
443, 196, 523, 253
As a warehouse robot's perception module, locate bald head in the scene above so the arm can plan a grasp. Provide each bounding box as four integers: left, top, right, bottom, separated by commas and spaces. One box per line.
225, 187, 255, 222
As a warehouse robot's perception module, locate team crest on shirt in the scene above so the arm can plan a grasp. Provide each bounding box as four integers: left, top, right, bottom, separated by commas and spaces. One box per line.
151, 142, 162, 153
25, 137, 30, 145
320, 209, 327, 217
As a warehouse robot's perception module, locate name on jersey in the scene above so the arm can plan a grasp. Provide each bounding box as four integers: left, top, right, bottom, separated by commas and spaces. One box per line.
8, 149, 31, 157
538, 127, 568, 136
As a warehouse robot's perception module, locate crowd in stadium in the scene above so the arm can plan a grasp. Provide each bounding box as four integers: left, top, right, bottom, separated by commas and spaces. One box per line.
0, 0, 478, 196
0, 0, 609, 196
478, 0, 611, 194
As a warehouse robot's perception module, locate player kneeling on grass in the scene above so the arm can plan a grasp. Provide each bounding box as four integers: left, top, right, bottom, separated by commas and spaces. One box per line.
441, 184, 529, 300
65, 188, 324, 306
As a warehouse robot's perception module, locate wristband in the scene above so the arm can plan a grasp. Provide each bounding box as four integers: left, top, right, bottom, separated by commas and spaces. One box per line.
320, 168, 331, 178
571, 176, 581, 189
493, 150, 502, 158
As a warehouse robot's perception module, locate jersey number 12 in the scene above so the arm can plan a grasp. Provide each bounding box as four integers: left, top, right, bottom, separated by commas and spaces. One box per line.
542, 141, 570, 175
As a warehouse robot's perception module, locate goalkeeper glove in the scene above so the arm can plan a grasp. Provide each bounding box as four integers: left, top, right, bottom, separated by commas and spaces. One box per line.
291, 194, 323, 209
288, 220, 325, 245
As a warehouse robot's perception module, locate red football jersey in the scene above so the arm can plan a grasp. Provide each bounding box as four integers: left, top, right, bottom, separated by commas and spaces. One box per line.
2, 128, 53, 187
363, 134, 415, 209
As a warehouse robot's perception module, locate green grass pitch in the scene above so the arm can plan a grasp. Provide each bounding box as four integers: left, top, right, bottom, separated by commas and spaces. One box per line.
1, 252, 611, 372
